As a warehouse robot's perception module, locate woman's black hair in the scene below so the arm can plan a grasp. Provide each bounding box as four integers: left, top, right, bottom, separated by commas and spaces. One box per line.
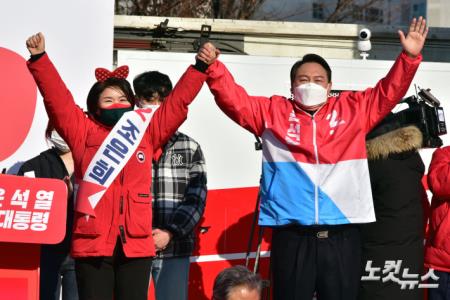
86, 77, 135, 116
45, 119, 55, 140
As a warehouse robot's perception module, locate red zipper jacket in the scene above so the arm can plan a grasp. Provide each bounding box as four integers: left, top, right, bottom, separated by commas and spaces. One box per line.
28, 53, 206, 258
425, 146, 450, 272
205, 52, 421, 226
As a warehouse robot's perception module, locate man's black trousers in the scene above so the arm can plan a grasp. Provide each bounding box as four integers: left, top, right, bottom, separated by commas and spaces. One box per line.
271, 224, 361, 300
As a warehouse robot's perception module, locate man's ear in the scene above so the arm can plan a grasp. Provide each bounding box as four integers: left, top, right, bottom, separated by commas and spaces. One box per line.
327, 82, 333, 95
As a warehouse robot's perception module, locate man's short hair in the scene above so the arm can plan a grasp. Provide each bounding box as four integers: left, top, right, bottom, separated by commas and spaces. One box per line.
290, 53, 332, 83
213, 265, 262, 300
133, 71, 173, 100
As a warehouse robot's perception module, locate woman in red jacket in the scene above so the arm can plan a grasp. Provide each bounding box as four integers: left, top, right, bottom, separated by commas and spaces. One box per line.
425, 146, 450, 300
26, 32, 207, 300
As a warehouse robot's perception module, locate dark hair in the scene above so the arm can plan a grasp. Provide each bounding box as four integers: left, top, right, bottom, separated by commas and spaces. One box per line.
86, 78, 135, 116
290, 53, 332, 84
133, 71, 173, 101
45, 119, 55, 140
213, 266, 262, 300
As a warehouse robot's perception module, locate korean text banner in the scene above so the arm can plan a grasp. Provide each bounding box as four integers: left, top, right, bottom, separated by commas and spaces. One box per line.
0, 174, 67, 244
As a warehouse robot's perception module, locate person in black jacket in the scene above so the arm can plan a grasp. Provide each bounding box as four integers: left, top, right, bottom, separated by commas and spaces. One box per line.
358, 122, 428, 300
17, 122, 78, 300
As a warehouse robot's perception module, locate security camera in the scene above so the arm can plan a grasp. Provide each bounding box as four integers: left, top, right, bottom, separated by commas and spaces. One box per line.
357, 28, 371, 59
359, 28, 371, 41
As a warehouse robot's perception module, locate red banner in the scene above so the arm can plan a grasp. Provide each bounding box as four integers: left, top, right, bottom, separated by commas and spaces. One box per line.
0, 174, 67, 244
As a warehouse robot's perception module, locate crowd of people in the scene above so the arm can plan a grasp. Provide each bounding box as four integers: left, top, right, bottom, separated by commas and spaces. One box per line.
16, 16, 450, 300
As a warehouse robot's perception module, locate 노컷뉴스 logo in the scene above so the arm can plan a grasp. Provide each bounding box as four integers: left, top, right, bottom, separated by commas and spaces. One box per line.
361, 260, 439, 289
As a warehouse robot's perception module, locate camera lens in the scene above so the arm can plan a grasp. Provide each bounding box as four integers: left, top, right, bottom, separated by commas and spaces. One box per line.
360, 31, 368, 39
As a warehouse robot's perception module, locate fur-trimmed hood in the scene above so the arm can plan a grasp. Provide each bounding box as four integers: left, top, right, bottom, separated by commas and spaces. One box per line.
366, 125, 423, 160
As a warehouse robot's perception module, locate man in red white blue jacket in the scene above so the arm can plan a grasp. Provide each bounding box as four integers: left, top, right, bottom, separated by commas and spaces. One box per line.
197, 17, 428, 300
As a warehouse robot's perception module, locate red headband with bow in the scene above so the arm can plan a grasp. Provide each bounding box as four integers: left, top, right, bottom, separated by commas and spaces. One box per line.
95, 65, 129, 82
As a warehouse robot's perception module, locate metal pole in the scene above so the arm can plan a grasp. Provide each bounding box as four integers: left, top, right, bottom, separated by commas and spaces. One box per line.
245, 188, 261, 268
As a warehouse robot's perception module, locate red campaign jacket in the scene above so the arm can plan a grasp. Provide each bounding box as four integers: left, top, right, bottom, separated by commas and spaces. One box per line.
425, 146, 450, 272
28, 54, 206, 258
205, 52, 421, 226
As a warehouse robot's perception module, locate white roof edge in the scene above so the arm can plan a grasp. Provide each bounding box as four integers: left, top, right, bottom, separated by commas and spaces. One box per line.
114, 15, 360, 37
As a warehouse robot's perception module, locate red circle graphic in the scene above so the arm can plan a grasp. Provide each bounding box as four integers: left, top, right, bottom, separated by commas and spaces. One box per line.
0, 47, 37, 161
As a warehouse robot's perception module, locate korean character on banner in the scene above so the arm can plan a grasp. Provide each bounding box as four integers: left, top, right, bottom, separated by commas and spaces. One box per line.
418, 268, 440, 289
381, 260, 402, 284
11, 189, 30, 209
118, 120, 139, 145
0, 188, 5, 208
34, 190, 54, 210
398, 268, 420, 290
12, 211, 32, 230
361, 260, 381, 281
88, 159, 115, 185
0, 210, 14, 229
31, 211, 50, 231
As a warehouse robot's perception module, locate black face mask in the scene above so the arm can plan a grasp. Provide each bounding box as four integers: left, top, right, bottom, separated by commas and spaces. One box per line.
97, 106, 133, 126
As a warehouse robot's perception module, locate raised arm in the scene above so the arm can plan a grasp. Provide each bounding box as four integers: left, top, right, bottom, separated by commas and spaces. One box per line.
148, 65, 207, 152
26, 33, 87, 150
354, 17, 427, 132
198, 43, 271, 137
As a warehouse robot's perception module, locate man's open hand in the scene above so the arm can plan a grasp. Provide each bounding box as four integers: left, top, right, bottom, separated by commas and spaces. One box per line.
399, 17, 428, 58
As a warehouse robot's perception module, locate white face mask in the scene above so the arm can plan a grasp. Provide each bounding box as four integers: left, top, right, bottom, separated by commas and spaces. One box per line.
293, 83, 328, 107
138, 101, 160, 111
49, 130, 70, 153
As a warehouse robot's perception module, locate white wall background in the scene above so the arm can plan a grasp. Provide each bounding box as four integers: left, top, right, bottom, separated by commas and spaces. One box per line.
0, 0, 115, 172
